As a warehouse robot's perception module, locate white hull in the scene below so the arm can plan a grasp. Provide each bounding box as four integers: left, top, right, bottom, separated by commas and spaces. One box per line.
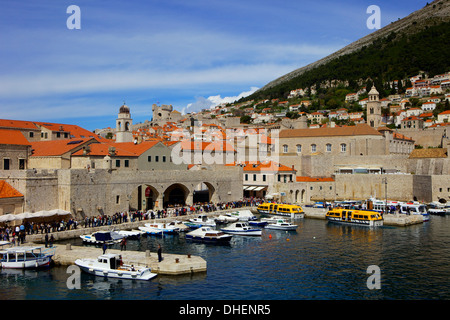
221, 230, 262, 236
221, 222, 262, 236
265, 224, 297, 231
327, 217, 383, 227
75, 259, 157, 281
0, 256, 52, 269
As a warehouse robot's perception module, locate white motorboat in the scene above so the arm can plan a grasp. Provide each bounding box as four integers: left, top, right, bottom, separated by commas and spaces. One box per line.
264, 219, 298, 231
189, 215, 216, 227
117, 229, 145, 238
221, 222, 262, 236
80, 230, 124, 244
138, 222, 179, 235
261, 216, 282, 224
185, 226, 233, 244
215, 214, 239, 224
75, 253, 157, 281
166, 220, 190, 232
226, 210, 257, 221
0, 246, 55, 269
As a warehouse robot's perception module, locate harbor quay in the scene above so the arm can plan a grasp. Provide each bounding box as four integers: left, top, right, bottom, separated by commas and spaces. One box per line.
51, 243, 207, 275
15, 205, 423, 276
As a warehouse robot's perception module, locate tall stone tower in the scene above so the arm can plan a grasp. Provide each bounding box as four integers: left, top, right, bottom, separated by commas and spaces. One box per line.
116, 103, 133, 143
366, 85, 382, 128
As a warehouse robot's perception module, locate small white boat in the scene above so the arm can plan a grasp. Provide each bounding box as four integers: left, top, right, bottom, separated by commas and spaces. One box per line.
75, 253, 157, 281
261, 216, 282, 224
185, 226, 233, 243
189, 215, 216, 227
215, 214, 239, 224
264, 219, 298, 231
0, 246, 55, 269
226, 210, 257, 221
221, 222, 262, 236
80, 230, 124, 244
117, 230, 144, 238
166, 220, 190, 232
138, 222, 179, 235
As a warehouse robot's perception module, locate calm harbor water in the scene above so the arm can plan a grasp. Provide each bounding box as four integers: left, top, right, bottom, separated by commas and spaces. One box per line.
1, 215, 450, 300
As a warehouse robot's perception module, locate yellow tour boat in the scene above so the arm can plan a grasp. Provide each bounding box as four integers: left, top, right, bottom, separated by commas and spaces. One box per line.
256, 203, 304, 218
326, 208, 383, 227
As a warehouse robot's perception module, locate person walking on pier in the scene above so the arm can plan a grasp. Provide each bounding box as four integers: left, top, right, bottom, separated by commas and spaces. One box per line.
158, 244, 163, 262
120, 237, 127, 251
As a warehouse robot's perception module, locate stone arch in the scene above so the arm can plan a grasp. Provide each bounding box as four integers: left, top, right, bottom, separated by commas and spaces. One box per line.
295, 190, 300, 203
130, 184, 160, 211
163, 183, 190, 207
193, 182, 215, 204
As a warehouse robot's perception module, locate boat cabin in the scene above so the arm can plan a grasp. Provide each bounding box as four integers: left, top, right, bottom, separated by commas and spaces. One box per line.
97, 254, 123, 270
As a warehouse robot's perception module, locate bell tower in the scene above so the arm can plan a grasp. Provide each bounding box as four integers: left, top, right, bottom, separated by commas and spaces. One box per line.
116, 103, 133, 143
366, 85, 382, 128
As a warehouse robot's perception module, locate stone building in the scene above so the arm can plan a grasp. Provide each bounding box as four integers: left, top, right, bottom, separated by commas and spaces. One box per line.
116, 104, 133, 143
366, 85, 382, 128
0, 129, 31, 171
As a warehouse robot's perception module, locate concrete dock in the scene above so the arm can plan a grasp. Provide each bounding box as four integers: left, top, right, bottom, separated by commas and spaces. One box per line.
50, 243, 207, 275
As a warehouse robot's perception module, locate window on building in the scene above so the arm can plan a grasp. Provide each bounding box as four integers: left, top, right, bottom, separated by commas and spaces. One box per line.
19, 159, 25, 170
29, 132, 34, 138
326, 144, 332, 152
3, 158, 10, 170
296, 144, 302, 153
115, 159, 120, 167
341, 144, 347, 152
311, 144, 316, 152
263, 175, 266, 182
148, 156, 151, 162
124, 160, 129, 167
283, 145, 288, 153
155, 156, 159, 162
116, 195, 120, 204
163, 156, 166, 162
253, 174, 257, 181
245, 174, 248, 181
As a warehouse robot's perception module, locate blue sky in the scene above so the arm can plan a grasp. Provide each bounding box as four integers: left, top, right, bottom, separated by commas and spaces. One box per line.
0, 0, 428, 131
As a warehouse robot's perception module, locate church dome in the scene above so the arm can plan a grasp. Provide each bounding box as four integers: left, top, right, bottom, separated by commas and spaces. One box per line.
119, 104, 130, 114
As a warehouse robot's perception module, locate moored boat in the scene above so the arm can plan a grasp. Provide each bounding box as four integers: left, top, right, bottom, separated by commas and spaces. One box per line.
215, 214, 239, 224
80, 230, 124, 244
138, 222, 179, 235
166, 220, 190, 232
221, 222, 262, 236
264, 219, 298, 231
185, 226, 233, 244
189, 215, 216, 227
0, 246, 55, 269
75, 253, 157, 281
256, 203, 304, 218
226, 209, 257, 221
326, 208, 383, 227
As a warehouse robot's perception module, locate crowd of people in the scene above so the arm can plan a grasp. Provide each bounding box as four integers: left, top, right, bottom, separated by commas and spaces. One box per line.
0, 198, 264, 244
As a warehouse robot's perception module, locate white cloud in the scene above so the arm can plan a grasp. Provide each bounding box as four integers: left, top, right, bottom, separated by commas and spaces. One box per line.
181, 87, 259, 114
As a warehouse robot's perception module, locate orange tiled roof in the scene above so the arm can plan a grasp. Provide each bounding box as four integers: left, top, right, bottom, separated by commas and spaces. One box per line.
31, 138, 95, 156
34, 122, 98, 139
0, 180, 23, 199
0, 119, 40, 130
0, 129, 31, 146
